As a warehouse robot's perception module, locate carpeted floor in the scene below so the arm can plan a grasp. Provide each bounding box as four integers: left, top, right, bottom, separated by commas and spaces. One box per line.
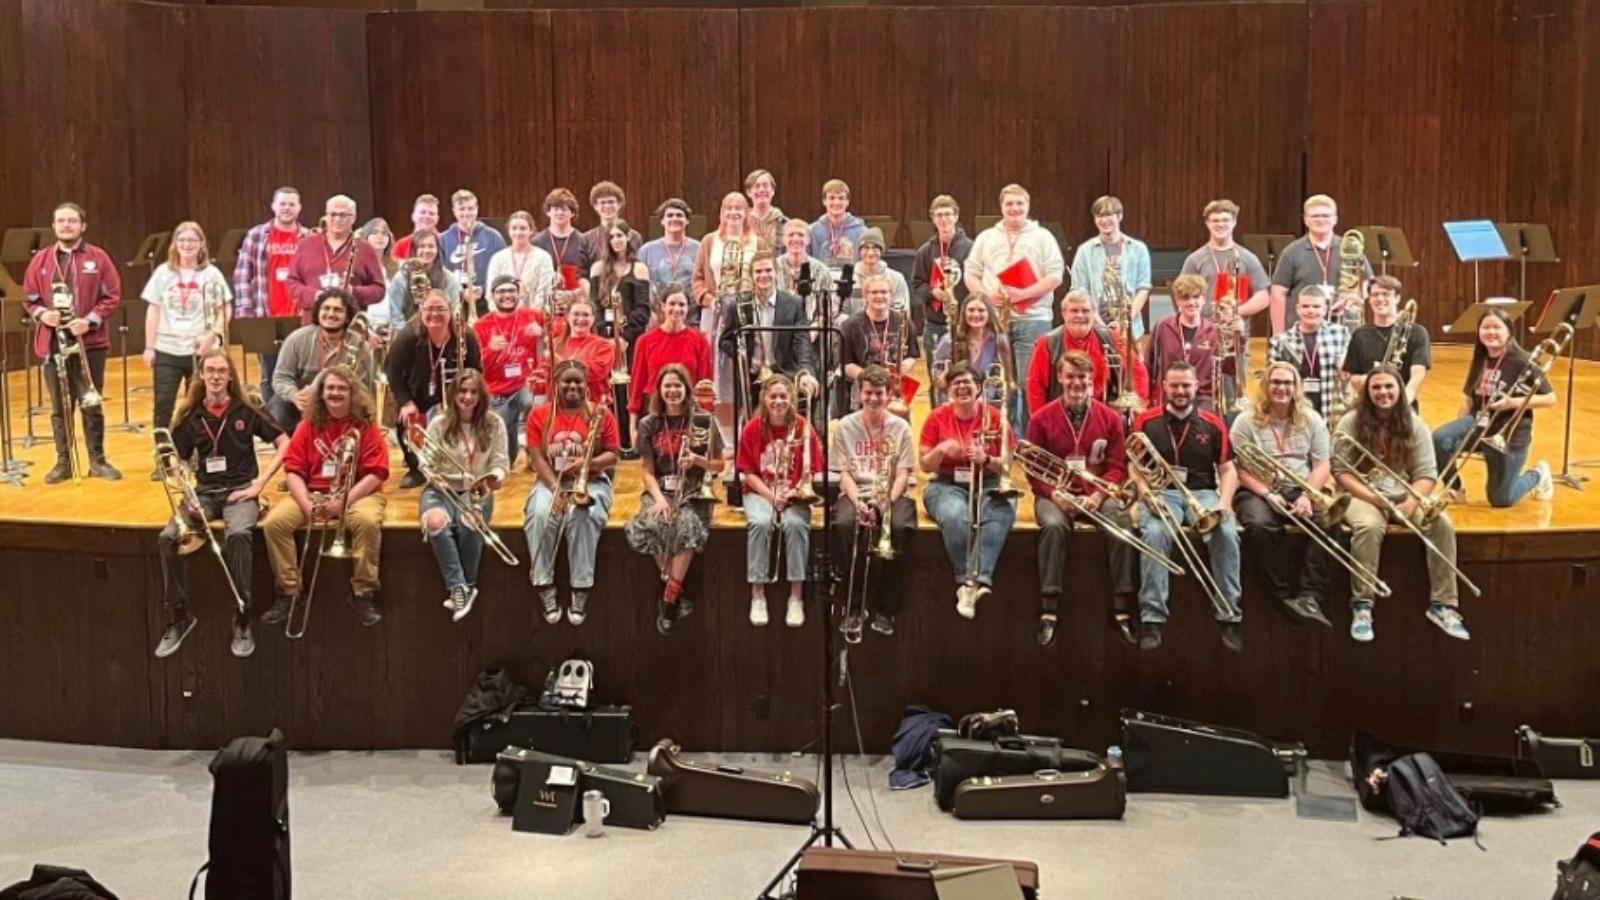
0, 738, 1591, 899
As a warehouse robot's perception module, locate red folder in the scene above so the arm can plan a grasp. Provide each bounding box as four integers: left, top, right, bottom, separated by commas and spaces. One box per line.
900, 375, 921, 405
928, 264, 947, 312
997, 257, 1041, 313
560, 264, 579, 291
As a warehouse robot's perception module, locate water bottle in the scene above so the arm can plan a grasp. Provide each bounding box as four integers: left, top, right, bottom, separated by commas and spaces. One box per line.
582, 789, 610, 838
1106, 745, 1124, 768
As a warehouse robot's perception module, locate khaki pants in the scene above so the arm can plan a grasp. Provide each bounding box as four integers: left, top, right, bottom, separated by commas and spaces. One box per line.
1343, 497, 1458, 607
263, 494, 388, 597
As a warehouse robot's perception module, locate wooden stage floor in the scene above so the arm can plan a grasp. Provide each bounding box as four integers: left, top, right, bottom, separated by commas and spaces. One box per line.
3, 341, 1600, 536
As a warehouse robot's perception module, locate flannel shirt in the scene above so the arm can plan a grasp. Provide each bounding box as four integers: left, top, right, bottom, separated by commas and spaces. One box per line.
232, 220, 310, 318
1267, 324, 1351, 421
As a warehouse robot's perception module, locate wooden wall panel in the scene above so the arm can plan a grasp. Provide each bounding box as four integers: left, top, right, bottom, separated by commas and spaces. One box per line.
0, 0, 30, 242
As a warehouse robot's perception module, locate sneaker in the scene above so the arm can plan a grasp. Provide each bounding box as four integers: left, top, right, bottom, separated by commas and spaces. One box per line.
870, 613, 895, 636
1350, 602, 1375, 642
677, 595, 694, 620
568, 591, 589, 626
399, 468, 426, 489
955, 583, 977, 620
841, 611, 864, 643
154, 616, 197, 658
973, 584, 992, 607
1535, 461, 1554, 501
749, 596, 769, 627
44, 458, 71, 484
656, 606, 675, 636
785, 597, 805, 628
441, 592, 454, 610
1219, 623, 1245, 653
1036, 614, 1057, 647
539, 586, 561, 624
1426, 603, 1471, 641
1283, 594, 1332, 628
260, 593, 294, 625
620, 448, 640, 461
347, 593, 382, 626
1115, 614, 1139, 646
1139, 622, 1163, 651
230, 621, 255, 658
88, 458, 122, 480
451, 585, 478, 623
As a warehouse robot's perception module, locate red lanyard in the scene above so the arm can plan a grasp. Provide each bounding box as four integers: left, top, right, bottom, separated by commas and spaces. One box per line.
199, 408, 231, 454
323, 236, 350, 279
52, 247, 78, 291
548, 231, 574, 268
1311, 242, 1333, 284
1480, 354, 1507, 401
1060, 402, 1086, 454
510, 248, 531, 282
1300, 330, 1320, 375
1268, 419, 1293, 455
665, 240, 687, 278
317, 331, 347, 369
460, 433, 478, 469
1166, 418, 1193, 459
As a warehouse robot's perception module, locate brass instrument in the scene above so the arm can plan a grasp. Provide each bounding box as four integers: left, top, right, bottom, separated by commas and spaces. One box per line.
541, 404, 606, 576
1101, 260, 1143, 415
153, 428, 250, 616
1014, 440, 1185, 575
200, 281, 229, 364
983, 363, 1019, 498
1337, 231, 1366, 327
842, 428, 902, 643
1213, 255, 1247, 415
935, 256, 962, 315
1381, 298, 1419, 369
1331, 432, 1480, 597
961, 397, 1002, 586
1232, 441, 1390, 599
459, 236, 479, 326
690, 380, 719, 503
1436, 323, 1571, 486
406, 421, 519, 567
791, 381, 820, 505
286, 429, 361, 639
50, 281, 103, 409
607, 285, 631, 386
885, 299, 912, 418
1124, 431, 1238, 619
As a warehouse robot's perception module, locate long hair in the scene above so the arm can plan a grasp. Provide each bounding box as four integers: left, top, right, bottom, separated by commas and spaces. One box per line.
1467, 306, 1529, 394
440, 367, 493, 449
172, 347, 261, 428
715, 192, 750, 241
949, 293, 998, 365
1351, 364, 1415, 472
360, 217, 397, 278
597, 218, 638, 299
647, 363, 691, 419
557, 296, 596, 355
759, 372, 797, 429
165, 220, 211, 270
307, 365, 373, 429
407, 227, 449, 291
1249, 360, 1310, 431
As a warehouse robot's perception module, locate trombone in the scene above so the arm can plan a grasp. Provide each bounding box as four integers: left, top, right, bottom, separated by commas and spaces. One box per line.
768, 384, 820, 582
1014, 440, 1185, 576
842, 430, 901, 644
407, 421, 519, 566
1331, 432, 1481, 597
537, 404, 604, 576
672, 380, 721, 512
1436, 323, 1571, 488
153, 428, 248, 617
982, 363, 1019, 498
1232, 441, 1391, 599
286, 431, 360, 639
1124, 431, 1238, 619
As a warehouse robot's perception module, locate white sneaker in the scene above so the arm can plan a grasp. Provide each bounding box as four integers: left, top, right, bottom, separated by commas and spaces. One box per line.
749, 597, 769, 627
1535, 461, 1554, 500
785, 597, 805, 628
955, 583, 977, 620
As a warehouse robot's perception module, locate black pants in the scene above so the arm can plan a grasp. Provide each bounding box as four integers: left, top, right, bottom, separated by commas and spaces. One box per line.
1035, 496, 1137, 616
830, 493, 916, 616
151, 350, 194, 432
267, 394, 302, 434
158, 492, 259, 620
1235, 491, 1333, 601
43, 348, 109, 461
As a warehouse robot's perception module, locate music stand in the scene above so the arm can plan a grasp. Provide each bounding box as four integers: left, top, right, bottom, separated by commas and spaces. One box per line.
125, 231, 171, 271
1496, 223, 1558, 344
108, 302, 145, 434
1440, 299, 1530, 337
0, 272, 30, 484
1347, 225, 1417, 276
1442, 220, 1511, 305
0, 227, 41, 266
214, 228, 249, 275
230, 315, 301, 400
1534, 286, 1600, 488
1237, 233, 1295, 275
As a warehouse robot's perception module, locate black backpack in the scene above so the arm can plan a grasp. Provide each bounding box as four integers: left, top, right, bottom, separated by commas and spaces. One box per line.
1553, 832, 1600, 900
1381, 752, 1481, 846
189, 729, 291, 900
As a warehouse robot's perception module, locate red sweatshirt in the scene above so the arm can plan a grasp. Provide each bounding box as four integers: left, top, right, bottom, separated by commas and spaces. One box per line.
283, 417, 389, 493
629, 325, 715, 413
1143, 315, 1220, 406
284, 234, 387, 323
1023, 398, 1127, 497
22, 243, 122, 359
1025, 326, 1148, 414
737, 416, 824, 484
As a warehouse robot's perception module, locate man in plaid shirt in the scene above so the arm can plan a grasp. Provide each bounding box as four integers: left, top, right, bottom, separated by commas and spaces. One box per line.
1267, 286, 1351, 423
233, 186, 310, 403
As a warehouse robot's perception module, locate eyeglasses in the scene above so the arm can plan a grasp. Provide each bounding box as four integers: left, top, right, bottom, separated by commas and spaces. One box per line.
326, 212, 356, 220
1268, 379, 1297, 387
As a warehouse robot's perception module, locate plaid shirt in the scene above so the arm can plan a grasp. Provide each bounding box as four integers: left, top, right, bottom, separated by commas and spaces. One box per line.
232, 220, 310, 318
1268, 324, 1350, 420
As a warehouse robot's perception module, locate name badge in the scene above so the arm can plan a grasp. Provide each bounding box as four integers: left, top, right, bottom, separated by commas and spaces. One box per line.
604, 308, 615, 323
321, 458, 338, 479
1169, 465, 1190, 487
275, 267, 290, 282
1066, 456, 1087, 473
954, 465, 974, 485
1302, 377, 1322, 395
661, 475, 681, 492
205, 455, 227, 474
319, 272, 340, 288
83, 260, 98, 273
504, 363, 523, 380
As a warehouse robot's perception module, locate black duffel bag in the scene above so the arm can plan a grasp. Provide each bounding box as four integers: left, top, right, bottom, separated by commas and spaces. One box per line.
931, 734, 1100, 811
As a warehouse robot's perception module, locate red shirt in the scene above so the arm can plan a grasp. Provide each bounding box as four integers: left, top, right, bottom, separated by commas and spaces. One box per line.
1023, 398, 1127, 497
526, 404, 621, 476
283, 234, 387, 323
21, 243, 122, 359
736, 416, 824, 484
265, 226, 302, 317
474, 308, 544, 398
556, 332, 616, 405
918, 402, 1009, 479
628, 325, 714, 413
282, 417, 389, 494
392, 235, 414, 260
1025, 326, 1149, 414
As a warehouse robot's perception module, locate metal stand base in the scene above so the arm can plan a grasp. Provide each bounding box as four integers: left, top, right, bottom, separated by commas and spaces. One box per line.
757, 823, 854, 900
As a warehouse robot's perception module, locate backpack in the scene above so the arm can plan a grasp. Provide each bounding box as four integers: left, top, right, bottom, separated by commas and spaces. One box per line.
1381, 752, 1481, 847
189, 729, 291, 900
1553, 832, 1600, 900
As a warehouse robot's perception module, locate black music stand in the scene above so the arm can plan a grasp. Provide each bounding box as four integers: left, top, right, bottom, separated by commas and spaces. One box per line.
1348, 225, 1418, 276
1440, 300, 1530, 337
0, 272, 30, 485
1237, 233, 1295, 276
231, 315, 301, 400
1496, 223, 1558, 345
109, 303, 145, 434
1442, 219, 1512, 305
125, 231, 171, 272
0, 227, 42, 267
1535, 286, 1600, 489
214, 227, 249, 275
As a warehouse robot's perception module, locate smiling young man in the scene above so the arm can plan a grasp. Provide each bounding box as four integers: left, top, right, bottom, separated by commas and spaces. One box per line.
1269, 194, 1372, 334
269, 289, 374, 434
640, 198, 701, 301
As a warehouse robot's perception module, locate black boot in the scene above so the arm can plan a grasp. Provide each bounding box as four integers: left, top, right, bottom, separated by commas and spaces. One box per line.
83, 409, 120, 480
44, 456, 73, 484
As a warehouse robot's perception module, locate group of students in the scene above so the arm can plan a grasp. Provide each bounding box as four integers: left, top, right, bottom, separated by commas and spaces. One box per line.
15, 179, 1561, 660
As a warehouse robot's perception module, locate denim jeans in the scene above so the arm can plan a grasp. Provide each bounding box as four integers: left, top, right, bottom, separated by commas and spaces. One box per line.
491, 388, 533, 470
1432, 414, 1539, 508
922, 478, 1017, 586
267, 394, 301, 434
744, 493, 811, 583
258, 351, 279, 404
523, 479, 613, 588
922, 320, 948, 406
422, 486, 495, 590
1007, 316, 1052, 435
1137, 489, 1242, 623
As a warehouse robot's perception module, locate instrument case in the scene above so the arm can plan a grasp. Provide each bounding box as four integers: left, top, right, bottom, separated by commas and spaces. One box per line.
456, 703, 635, 764
646, 739, 819, 825
493, 747, 665, 829
1353, 730, 1556, 813
795, 847, 1039, 900
950, 760, 1126, 820
932, 733, 1100, 811
1515, 725, 1600, 779
1121, 709, 1300, 798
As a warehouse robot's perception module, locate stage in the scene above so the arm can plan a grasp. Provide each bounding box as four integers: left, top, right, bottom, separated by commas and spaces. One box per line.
1, 344, 1598, 759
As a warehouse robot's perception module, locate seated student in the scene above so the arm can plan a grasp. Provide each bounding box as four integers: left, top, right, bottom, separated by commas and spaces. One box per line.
736, 373, 823, 629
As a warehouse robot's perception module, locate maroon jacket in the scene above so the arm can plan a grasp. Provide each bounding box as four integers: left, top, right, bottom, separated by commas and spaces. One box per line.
22, 242, 123, 360
283, 233, 386, 323
1143, 314, 1219, 406
1023, 397, 1127, 498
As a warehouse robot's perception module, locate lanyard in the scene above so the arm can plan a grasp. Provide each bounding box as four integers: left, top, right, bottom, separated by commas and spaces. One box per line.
1311, 242, 1333, 284
200, 407, 232, 455
1060, 402, 1087, 454
665, 240, 688, 279
323, 236, 350, 278
1267, 419, 1294, 455
548, 231, 574, 268
317, 331, 348, 369
1300, 330, 1320, 376
1480, 353, 1507, 402
1166, 417, 1193, 460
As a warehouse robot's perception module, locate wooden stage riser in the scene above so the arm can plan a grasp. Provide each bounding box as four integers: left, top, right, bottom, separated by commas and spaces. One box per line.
3, 525, 1597, 758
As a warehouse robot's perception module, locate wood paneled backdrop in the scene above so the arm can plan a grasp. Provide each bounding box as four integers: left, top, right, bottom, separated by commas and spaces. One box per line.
2, 0, 1598, 363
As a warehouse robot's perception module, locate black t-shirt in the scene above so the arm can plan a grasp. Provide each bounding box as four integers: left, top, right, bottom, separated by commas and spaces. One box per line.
637, 412, 722, 495
1341, 323, 1433, 377
1463, 348, 1553, 446
841, 310, 918, 372
172, 399, 284, 492
534, 229, 595, 283
1136, 408, 1231, 491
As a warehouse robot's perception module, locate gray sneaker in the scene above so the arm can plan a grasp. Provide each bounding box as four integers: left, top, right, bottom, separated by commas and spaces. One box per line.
347, 593, 382, 627
1350, 602, 1375, 642
155, 616, 197, 658
539, 586, 561, 624
568, 591, 589, 626
451, 585, 478, 623
230, 621, 256, 658
1426, 603, 1470, 641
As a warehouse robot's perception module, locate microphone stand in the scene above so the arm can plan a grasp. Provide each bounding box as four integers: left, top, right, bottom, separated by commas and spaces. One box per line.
111, 304, 143, 434
752, 273, 853, 900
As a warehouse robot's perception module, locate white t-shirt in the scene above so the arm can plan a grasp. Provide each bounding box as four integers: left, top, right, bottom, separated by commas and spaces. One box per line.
141, 263, 232, 357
